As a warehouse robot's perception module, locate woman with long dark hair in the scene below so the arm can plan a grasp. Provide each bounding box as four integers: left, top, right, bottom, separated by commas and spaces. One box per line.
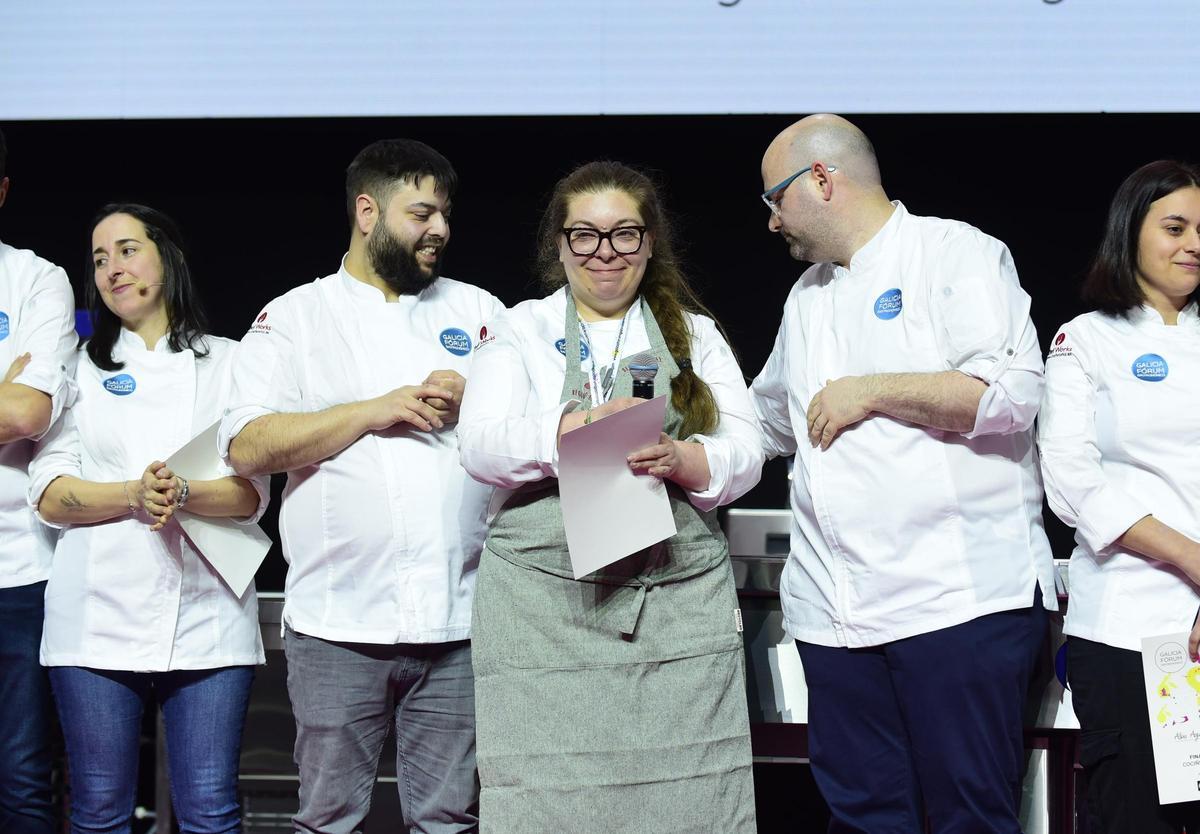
29, 204, 267, 834
1039, 161, 1200, 833
457, 162, 761, 831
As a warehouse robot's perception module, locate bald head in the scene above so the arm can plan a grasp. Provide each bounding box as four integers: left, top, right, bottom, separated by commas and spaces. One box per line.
761, 114, 896, 266
764, 114, 881, 189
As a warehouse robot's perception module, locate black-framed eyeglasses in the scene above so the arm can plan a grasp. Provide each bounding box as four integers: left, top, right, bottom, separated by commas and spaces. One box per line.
561, 225, 647, 257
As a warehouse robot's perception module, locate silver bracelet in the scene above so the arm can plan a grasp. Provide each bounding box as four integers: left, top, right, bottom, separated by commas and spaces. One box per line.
175, 476, 190, 510
122, 480, 138, 515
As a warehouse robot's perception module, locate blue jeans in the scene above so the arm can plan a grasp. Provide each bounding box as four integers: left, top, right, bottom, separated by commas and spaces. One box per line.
284, 628, 478, 834
49, 665, 255, 834
0, 581, 56, 834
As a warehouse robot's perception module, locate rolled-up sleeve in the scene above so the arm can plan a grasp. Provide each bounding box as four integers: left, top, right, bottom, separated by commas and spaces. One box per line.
930, 234, 1044, 439
13, 261, 79, 436
213, 341, 272, 525
28, 404, 83, 529
686, 316, 763, 511
218, 300, 303, 463
219, 457, 271, 526
1038, 322, 1150, 552
457, 311, 571, 489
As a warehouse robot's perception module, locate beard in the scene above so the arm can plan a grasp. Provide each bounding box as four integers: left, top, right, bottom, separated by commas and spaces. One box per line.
782, 220, 833, 265
367, 222, 443, 295
783, 231, 814, 264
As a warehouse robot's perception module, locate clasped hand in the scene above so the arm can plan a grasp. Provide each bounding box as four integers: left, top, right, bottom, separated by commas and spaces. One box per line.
422, 369, 466, 421
135, 461, 182, 532
364, 370, 466, 433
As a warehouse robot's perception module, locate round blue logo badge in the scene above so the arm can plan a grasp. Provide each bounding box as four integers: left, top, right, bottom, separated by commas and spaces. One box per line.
102, 373, 136, 396
1131, 353, 1168, 382
555, 338, 590, 361
873, 288, 903, 320
0, 311, 10, 341
439, 328, 472, 356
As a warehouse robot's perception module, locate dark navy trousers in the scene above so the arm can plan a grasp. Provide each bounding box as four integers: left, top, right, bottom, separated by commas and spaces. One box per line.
795, 589, 1047, 834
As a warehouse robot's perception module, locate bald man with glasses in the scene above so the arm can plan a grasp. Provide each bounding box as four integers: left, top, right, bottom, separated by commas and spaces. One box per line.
750, 114, 1054, 833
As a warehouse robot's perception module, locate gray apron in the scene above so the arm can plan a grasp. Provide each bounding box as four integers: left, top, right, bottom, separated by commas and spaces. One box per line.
472, 293, 756, 833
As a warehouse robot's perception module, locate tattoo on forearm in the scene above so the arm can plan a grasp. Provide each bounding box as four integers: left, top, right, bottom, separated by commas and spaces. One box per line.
60, 491, 88, 511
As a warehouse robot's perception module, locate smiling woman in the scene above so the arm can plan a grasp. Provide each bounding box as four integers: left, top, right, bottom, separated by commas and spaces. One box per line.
556, 189, 651, 321
457, 161, 763, 832
27, 203, 269, 834
90, 213, 170, 347
1038, 160, 1200, 833
1134, 186, 1200, 318
83, 205, 210, 372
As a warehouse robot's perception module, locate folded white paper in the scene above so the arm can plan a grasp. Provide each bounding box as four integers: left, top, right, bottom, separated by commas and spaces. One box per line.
558, 396, 677, 579
1140, 632, 1200, 804
165, 420, 272, 598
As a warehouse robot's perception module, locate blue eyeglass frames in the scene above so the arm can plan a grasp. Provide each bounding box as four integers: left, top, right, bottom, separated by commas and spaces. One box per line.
761, 164, 837, 216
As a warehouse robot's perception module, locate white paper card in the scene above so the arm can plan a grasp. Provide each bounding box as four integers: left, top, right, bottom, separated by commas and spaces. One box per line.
165, 420, 272, 598
558, 395, 677, 579
1140, 632, 1200, 804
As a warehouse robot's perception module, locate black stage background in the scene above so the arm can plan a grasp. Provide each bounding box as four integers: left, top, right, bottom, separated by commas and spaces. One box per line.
4, 113, 1197, 586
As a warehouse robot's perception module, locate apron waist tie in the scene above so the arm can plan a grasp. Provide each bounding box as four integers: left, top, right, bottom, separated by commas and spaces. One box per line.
617, 579, 651, 638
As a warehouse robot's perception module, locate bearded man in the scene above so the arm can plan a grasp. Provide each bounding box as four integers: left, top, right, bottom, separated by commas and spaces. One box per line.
221, 139, 502, 834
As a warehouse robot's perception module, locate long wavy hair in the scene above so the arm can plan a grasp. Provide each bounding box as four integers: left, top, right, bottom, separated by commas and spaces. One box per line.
1082, 160, 1200, 315
85, 203, 209, 371
536, 161, 719, 438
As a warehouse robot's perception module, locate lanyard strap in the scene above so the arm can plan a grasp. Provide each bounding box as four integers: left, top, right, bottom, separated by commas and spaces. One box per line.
577, 305, 633, 408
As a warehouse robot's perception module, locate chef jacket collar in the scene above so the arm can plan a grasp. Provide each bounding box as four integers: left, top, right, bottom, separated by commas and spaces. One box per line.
836, 200, 904, 278
338, 255, 427, 308
1130, 300, 1200, 328
116, 327, 171, 354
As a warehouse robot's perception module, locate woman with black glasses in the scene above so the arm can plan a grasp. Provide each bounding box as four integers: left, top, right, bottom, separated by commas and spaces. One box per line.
457, 161, 762, 832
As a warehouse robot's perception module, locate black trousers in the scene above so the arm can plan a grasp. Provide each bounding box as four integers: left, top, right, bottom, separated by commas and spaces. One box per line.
1069, 637, 1200, 834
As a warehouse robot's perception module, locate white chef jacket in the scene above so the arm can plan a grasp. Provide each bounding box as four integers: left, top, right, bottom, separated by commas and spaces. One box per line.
457, 287, 762, 512
1040, 305, 1200, 651
29, 331, 267, 670
219, 264, 504, 644
0, 241, 78, 590
751, 202, 1056, 649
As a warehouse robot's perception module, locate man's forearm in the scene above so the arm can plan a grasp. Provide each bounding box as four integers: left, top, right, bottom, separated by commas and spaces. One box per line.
864, 371, 985, 433
0, 383, 52, 443
229, 403, 371, 477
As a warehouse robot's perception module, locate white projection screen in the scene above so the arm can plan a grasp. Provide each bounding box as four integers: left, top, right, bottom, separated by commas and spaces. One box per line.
3, 0, 1198, 119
